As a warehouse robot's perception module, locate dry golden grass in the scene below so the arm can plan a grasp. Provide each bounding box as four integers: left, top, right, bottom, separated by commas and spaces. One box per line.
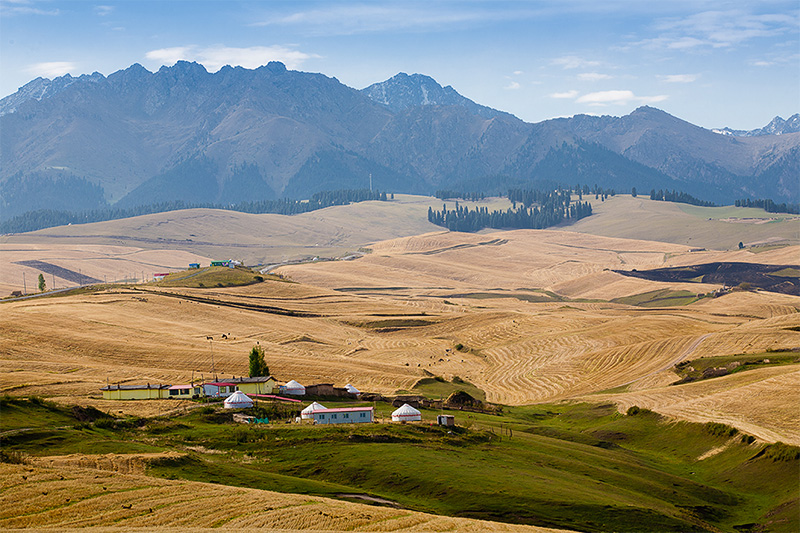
2, 228, 798, 442
0, 243, 211, 296
0, 462, 563, 532
564, 195, 800, 250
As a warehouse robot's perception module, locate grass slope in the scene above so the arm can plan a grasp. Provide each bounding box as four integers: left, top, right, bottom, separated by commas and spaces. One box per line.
2, 398, 797, 533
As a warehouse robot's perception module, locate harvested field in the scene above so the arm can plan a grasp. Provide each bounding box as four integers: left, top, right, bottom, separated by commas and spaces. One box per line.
3, 230, 798, 444
0, 463, 559, 532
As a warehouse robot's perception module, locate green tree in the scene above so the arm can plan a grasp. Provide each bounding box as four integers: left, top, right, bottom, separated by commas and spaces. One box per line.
738, 241, 744, 249
37, 273, 46, 292
631, 187, 637, 198
248, 344, 269, 377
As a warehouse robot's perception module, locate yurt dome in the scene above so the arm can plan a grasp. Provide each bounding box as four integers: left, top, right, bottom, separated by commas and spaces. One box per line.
301, 402, 326, 419
223, 390, 254, 409
283, 380, 305, 395
345, 383, 361, 395
391, 403, 421, 422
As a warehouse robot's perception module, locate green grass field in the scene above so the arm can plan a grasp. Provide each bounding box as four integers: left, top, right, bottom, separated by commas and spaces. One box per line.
611, 289, 700, 307
155, 266, 268, 288
2, 397, 797, 532
673, 350, 800, 385
410, 376, 487, 402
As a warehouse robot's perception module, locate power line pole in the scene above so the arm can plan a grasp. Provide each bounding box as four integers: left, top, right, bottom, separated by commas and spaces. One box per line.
23, 272, 26, 294
369, 173, 373, 191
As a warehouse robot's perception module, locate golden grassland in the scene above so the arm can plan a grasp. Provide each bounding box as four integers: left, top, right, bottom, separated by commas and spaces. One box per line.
564, 195, 800, 250
2, 229, 798, 446
0, 462, 561, 532
2, 194, 793, 298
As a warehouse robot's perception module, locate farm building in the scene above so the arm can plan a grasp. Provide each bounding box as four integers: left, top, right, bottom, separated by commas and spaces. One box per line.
168, 384, 203, 398
304, 383, 356, 398
312, 406, 374, 425
223, 391, 254, 409
224, 376, 276, 396
281, 380, 306, 395
300, 402, 327, 419
392, 403, 422, 422
345, 384, 361, 395
101, 383, 170, 400
188, 263, 200, 269
152, 273, 169, 282
437, 414, 455, 427
210, 260, 230, 267
203, 382, 238, 398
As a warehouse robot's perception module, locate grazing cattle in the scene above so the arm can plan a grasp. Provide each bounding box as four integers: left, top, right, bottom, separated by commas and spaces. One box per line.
221, 334, 228, 339
206, 336, 213, 340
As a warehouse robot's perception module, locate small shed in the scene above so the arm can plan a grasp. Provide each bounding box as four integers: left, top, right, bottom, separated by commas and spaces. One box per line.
345, 383, 361, 395
223, 390, 254, 409
153, 273, 169, 282
437, 414, 455, 427
392, 403, 422, 422
300, 402, 327, 419
282, 380, 306, 396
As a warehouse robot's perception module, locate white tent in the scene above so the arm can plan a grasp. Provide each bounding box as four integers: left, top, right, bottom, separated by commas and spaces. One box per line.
391, 403, 421, 422
223, 390, 254, 409
301, 401, 327, 419
344, 383, 361, 395
283, 379, 306, 395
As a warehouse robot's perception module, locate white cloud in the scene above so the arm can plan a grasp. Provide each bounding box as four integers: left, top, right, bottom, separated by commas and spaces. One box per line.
1, 0, 59, 16
645, 10, 799, 50
145, 45, 319, 71
578, 72, 612, 81
25, 61, 76, 78
145, 47, 194, 65
550, 90, 579, 99
513, 70, 523, 76
576, 90, 668, 106
551, 55, 600, 69
660, 74, 698, 83
505, 81, 521, 90
95, 5, 113, 16
251, 4, 535, 36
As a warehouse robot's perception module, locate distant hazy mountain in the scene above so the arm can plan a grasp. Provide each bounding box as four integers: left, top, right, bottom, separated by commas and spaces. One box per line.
712, 114, 800, 137
362, 72, 518, 121
1, 62, 797, 221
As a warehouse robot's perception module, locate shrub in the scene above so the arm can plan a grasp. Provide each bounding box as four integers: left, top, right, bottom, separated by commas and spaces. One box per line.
0, 450, 29, 464
762, 442, 800, 462
626, 406, 640, 416
254, 275, 263, 282
741, 434, 756, 444
704, 422, 738, 437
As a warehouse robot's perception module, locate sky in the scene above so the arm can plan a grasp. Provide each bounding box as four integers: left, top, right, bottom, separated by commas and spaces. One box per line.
1, 0, 798, 129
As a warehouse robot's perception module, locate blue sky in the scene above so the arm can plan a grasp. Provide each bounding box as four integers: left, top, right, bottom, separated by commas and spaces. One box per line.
1, 0, 797, 129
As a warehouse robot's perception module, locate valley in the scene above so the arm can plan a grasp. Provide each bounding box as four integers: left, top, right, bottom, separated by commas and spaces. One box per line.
1, 197, 798, 532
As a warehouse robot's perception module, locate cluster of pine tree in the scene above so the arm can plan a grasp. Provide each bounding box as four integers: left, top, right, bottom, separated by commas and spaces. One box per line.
734, 198, 800, 214
434, 190, 487, 201
649, 189, 715, 207
0, 190, 388, 234
427, 188, 592, 232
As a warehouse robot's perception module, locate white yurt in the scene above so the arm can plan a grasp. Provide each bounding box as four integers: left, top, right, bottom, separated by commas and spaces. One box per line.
283, 380, 306, 396
391, 403, 422, 422
223, 390, 254, 409
300, 402, 327, 419
344, 383, 361, 395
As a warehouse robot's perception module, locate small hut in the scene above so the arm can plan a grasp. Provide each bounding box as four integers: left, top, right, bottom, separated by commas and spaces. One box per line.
301, 402, 327, 419
344, 383, 361, 395
223, 390, 254, 409
391, 403, 422, 422
283, 380, 306, 396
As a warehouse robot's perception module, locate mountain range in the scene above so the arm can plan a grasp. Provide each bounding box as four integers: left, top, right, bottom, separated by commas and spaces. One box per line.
1, 61, 797, 221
